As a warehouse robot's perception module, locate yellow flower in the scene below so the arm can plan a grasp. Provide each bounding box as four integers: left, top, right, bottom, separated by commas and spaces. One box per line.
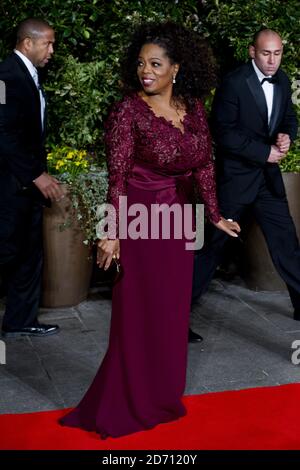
47, 146, 91, 177
55, 160, 65, 170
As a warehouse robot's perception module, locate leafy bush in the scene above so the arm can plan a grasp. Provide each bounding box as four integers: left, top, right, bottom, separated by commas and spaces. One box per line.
47, 144, 108, 244
0, 0, 204, 160
200, 0, 300, 78
0, 0, 298, 169
280, 142, 300, 173
45, 55, 120, 158
201, 0, 300, 170
68, 170, 108, 245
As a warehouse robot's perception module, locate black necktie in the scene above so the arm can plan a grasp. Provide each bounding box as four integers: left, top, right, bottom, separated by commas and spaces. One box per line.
261, 76, 277, 85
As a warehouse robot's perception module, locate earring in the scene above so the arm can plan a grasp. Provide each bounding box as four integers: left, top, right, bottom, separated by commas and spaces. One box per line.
172, 75, 176, 84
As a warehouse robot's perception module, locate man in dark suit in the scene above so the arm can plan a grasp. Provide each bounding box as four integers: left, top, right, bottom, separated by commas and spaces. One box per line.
192, 28, 300, 319
0, 18, 64, 337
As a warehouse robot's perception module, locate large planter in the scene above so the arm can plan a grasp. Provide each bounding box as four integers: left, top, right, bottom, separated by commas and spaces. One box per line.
241, 173, 300, 291
41, 185, 93, 307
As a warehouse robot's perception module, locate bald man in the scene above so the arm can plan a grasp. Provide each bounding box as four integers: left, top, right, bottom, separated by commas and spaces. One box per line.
0, 18, 64, 337
192, 28, 300, 320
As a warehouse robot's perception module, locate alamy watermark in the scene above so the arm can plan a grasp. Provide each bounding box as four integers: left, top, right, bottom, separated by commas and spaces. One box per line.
96, 197, 205, 250
0, 80, 6, 104
291, 78, 300, 107
0, 340, 6, 365
291, 340, 300, 365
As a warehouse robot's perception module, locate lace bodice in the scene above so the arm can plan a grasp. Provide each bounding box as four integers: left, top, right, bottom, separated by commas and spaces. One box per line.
105, 93, 221, 224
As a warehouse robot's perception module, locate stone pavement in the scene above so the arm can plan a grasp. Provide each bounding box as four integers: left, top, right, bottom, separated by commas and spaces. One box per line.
1, 277, 300, 414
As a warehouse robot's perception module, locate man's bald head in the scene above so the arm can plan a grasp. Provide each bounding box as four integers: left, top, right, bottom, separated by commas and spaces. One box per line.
251, 29, 282, 48
15, 18, 55, 68
16, 18, 53, 45
249, 28, 283, 77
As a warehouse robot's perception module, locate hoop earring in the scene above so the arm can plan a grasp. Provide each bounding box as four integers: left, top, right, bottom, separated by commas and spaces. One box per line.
172, 75, 176, 84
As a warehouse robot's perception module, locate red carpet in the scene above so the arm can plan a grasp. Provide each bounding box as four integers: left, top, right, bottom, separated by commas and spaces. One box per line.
1, 383, 300, 450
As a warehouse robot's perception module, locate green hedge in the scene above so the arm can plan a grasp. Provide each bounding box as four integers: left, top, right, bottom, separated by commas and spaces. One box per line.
0, 0, 299, 162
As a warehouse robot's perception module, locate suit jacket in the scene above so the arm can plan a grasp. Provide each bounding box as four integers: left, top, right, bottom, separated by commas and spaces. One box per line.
212, 61, 298, 202
0, 53, 47, 196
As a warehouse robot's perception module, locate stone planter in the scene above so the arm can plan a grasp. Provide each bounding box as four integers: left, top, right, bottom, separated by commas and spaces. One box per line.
41, 185, 92, 307
241, 173, 300, 291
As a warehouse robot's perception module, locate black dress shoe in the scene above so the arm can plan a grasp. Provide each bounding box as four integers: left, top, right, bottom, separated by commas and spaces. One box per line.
294, 309, 300, 321
2, 324, 60, 338
188, 328, 203, 343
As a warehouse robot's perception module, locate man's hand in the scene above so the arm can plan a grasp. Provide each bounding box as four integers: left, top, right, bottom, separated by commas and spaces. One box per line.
276, 133, 291, 154
267, 145, 286, 163
33, 172, 65, 201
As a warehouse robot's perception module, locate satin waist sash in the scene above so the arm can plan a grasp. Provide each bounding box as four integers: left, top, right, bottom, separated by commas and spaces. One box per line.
127, 163, 193, 205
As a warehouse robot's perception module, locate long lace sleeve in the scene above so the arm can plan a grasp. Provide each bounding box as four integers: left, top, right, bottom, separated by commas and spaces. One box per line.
193, 100, 221, 224
104, 97, 135, 236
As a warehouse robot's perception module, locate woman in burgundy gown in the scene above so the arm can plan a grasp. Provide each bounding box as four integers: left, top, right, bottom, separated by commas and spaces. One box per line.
60, 22, 240, 438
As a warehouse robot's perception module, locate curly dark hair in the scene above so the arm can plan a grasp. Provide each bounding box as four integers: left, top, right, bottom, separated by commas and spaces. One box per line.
121, 21, 218, 109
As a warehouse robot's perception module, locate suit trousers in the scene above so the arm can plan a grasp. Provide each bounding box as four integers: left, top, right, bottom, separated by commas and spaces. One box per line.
192, 181, 300, 310
0, 172, 43, 329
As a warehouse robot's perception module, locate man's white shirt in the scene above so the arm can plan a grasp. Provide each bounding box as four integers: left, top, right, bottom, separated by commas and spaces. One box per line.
14, 49, 45, 129
252, 59, 274, 125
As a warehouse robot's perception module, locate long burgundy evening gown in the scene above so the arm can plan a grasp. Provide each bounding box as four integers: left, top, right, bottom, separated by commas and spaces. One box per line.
60, 93, 220, 438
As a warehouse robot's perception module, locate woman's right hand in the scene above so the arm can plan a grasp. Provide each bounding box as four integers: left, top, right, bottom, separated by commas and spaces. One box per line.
97, 239, 120, 270
213, 217, 241, 238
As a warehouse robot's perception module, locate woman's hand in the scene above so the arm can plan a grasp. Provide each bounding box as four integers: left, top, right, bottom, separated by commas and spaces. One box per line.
213, 217, 241, 238
97, 239, 120, 270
